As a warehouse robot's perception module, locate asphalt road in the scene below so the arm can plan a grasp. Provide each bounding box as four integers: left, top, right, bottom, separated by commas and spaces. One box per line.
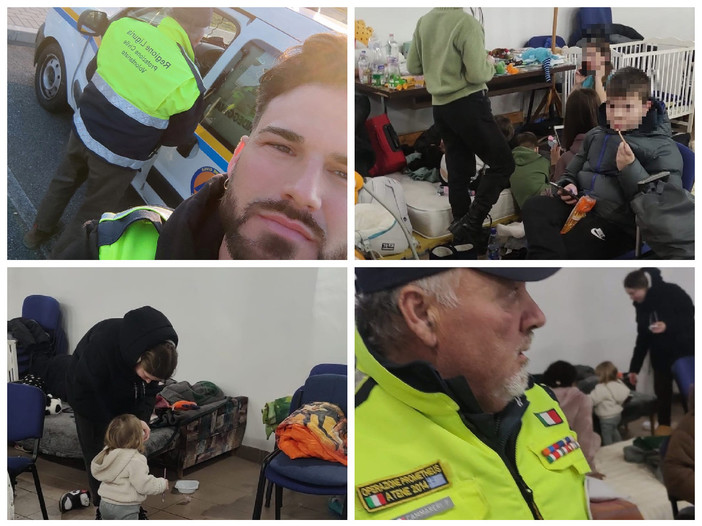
7, 42, 143, 260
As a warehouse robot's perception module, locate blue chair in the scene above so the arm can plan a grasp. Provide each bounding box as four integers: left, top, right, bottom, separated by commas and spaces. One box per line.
8, 383, 49, 520
671, 355, 694, 413
22, 295, 68, 357
253, 372, 347, 520
676, 142, 695, 193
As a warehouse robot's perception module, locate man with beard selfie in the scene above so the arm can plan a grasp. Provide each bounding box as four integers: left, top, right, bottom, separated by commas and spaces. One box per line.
354, 268, 590, 520
54, 32, 346, 260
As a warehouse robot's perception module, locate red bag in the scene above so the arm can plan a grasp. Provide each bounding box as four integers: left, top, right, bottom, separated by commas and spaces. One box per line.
365, 114, 406, 177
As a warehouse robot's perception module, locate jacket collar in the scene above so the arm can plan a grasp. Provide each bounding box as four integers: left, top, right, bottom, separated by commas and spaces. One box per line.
158, 16, 195, 61
156, 175, 226, 259
355, 330, 531, 421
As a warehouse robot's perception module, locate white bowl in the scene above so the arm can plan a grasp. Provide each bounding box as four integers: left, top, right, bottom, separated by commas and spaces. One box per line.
174, 480, 199, 494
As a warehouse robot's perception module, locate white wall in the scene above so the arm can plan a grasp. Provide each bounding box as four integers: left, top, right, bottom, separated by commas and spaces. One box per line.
525, 267, 694, 378
7, 267, 347, 452
357, 7, 695, 133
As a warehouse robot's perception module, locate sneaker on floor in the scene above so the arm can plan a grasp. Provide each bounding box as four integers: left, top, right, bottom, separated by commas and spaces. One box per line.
59, 489, 91, 513
22, 224, 59, 250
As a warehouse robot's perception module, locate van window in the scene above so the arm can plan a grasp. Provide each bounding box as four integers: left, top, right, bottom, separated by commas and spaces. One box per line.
199, 41, 278, 152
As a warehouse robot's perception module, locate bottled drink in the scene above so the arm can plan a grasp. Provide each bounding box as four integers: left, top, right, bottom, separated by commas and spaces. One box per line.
487, 227, 500, 260
357, 50, 370, 84
386, 56, 401, 89
372, 64, 386, 87
387, 33, 400, 60
368, 36, 385, 71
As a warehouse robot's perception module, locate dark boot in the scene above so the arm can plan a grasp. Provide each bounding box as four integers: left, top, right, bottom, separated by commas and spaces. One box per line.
449, 175, 506, 253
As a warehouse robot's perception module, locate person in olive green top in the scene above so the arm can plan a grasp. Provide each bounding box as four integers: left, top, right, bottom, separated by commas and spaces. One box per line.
509, 132, 551, 210
407, 8, 514, 253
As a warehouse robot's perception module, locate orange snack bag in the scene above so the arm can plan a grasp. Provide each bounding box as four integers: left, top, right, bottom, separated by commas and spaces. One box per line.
560, 195, 596, 234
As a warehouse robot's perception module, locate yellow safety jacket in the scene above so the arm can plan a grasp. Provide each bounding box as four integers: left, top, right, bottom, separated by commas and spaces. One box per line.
355, 331, 590, 520
74, 16, 205, 169
96, 206, 172, 260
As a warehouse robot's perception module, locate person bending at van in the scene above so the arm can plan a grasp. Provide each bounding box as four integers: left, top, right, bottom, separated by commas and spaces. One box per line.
24, 8, 212, 255
522, 67, 683, 259
54, 32, 347, 260
407, 8, 514, 254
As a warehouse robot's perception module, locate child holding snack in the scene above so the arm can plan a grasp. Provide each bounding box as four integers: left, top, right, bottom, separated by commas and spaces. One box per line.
523, 66, 683, 259
91, 414, 168, 520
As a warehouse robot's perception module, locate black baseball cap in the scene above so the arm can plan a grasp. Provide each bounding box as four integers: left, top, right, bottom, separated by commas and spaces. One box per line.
355, 268, 559, 294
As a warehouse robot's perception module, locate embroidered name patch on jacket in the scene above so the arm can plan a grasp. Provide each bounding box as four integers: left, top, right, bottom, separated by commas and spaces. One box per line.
357, 461, 450, 512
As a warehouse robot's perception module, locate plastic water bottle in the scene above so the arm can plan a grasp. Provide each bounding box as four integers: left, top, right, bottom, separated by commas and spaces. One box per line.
386, 56, 401, 88
368, 36, 385, 70
387, 33, 400, 61
487, 227, 500, 260
358, 50, 370, 84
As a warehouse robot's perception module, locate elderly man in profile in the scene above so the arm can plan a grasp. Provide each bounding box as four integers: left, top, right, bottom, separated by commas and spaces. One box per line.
354, 268, 592, 520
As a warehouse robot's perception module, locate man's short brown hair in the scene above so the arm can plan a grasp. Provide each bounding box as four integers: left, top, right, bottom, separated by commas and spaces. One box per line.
252, 32, 346, 130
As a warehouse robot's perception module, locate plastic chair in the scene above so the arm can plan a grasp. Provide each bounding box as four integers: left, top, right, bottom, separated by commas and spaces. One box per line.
253, 373, 347, 520
7, 383, 49, 520
22, 295, 68, 357
671, 355, 694, 413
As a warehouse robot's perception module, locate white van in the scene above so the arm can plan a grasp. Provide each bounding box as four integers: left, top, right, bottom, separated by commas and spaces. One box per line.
34, 7, 346, 207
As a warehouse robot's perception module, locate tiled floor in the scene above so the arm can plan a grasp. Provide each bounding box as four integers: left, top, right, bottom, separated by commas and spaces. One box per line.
10, 452, 344, 520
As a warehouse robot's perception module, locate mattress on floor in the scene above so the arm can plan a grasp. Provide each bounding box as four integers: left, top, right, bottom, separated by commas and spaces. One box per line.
385, 172, 517, 238
592, 438, 691, 520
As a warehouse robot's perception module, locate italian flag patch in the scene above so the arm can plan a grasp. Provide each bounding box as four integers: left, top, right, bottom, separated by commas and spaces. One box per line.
365, 493, 387, 509
535, 409, 563, 427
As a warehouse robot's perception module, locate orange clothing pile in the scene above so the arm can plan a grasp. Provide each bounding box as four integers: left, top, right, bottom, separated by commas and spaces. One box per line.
275, 402, 347, 465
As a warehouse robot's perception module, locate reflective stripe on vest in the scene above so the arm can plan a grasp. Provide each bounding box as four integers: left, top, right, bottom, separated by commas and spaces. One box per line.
73, 112, 147, 170
354, 332, 590, 520
97, 206, 172, 260
92, 73, 169, 130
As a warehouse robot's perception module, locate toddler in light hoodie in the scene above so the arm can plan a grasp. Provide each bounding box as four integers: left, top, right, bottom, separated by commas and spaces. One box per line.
590, 361, 631, 445
91, 414, 168, 520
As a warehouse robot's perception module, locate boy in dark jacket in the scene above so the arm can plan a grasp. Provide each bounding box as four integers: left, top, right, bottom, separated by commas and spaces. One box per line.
66, 306, 178, 509
522, 67, 683, 259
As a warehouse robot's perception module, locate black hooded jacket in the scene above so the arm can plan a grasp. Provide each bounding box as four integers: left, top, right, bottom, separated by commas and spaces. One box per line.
629, 268, 694, 374
66, 306, 178, 426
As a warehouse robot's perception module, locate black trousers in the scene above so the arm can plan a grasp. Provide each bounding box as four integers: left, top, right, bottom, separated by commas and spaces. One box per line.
433, 91, 514, 219
522, 195, 635, 259
653, 367, 673, 426
33, 130, 137, 256
74, 412, 109, 506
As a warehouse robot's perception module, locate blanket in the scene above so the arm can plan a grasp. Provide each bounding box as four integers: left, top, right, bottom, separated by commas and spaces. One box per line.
276, 402, 347, 465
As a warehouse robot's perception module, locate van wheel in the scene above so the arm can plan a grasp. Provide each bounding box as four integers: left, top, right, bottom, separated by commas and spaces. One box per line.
35, 42, 70, 113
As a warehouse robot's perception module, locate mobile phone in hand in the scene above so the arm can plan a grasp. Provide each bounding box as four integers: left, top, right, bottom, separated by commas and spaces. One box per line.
549, 181, 577, 200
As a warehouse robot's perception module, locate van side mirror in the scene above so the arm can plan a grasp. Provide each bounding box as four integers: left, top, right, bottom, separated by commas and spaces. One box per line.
77, 10, 109, 37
